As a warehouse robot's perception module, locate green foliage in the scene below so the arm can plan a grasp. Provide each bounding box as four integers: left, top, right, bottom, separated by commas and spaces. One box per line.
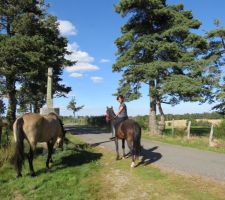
206, 19, 225, 113
87, 116, 109, 128
165, 112, 223, 120
113, 0, 217, 104
214, 119, 225, 139
132, 115, 149, 129
67, 97, 84, 118
0, 142, 14, 168
0, 0, 73, 124
113, 0, 219, 133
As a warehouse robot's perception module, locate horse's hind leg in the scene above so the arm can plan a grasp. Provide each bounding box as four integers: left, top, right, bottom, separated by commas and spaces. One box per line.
127, 140, 135, 168
114, 137, 120, 160
46, 141, 53, 170
27, 146, 35, 177
122, 139, 125, 159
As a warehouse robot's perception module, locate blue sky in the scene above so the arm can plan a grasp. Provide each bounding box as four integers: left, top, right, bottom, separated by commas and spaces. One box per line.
46, 0, 225, 116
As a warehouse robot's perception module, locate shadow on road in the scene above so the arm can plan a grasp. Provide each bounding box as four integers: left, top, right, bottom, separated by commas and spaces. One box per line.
136, 146, 162, 167
65, 125, 109, 135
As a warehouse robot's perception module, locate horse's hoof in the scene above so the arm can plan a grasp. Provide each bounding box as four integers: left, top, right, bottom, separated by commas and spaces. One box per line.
130, 162, 135, 168
122, 156, 125, 159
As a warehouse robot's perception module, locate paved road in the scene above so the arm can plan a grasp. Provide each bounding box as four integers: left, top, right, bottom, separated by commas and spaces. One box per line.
65, 126, 225, 182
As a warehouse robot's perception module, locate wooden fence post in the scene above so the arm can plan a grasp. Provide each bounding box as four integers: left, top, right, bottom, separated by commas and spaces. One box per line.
209, 124, 214, 147
187, 121, 191, 139
171, 119, 174, 135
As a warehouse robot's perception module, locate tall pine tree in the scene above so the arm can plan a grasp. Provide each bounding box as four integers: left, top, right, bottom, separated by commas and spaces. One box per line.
206, 19, 225, 113
0, 0, 73, 126
113, 0, 218, 134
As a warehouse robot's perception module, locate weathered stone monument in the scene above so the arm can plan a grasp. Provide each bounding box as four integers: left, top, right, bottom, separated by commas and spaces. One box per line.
40, 68, 60, 115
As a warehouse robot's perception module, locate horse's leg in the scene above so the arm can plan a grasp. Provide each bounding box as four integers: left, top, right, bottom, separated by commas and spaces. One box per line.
114, 137, 120, 160
27, 145, 36, 177
127, 140, 135, 168
46, 141, 53, 170
122, 139, 125, 159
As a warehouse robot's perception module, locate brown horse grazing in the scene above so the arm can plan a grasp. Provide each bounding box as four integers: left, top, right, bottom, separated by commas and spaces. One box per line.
106, 107, 141, 168
13, 112, 65, 177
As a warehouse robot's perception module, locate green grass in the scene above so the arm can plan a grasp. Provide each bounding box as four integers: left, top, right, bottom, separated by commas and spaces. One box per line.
0, 134, 102, 200
1, 133, 225, 200
143, 128, 225, 154
97, 148, 225, 200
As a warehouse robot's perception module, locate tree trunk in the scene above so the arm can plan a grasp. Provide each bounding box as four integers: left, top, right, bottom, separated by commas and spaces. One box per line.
73, 112, 76, 124
33, 100, 40, 113
149, 81, 159, 135
157, 98, 165, 134
6, 76, 16, 128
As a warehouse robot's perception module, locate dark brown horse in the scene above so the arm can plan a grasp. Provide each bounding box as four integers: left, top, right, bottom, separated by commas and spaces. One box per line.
13, 112, 65, 177
106, 107, 141, 167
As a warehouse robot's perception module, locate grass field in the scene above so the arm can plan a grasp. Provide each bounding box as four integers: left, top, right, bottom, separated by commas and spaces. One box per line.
1, 133, 225, 200
142, 127, 225, 154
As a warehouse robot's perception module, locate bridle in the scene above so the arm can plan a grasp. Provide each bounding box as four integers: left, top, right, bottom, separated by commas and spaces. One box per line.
106, 108, 116, 122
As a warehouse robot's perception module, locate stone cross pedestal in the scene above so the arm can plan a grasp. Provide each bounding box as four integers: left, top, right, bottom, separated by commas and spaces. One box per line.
40, 67, 60, 115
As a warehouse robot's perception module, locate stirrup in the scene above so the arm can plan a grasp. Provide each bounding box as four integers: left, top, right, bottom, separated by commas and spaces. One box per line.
109, 136, 116, 141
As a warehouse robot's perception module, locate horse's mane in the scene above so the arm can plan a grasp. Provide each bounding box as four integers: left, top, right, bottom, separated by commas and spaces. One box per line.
46, 112, 66, 136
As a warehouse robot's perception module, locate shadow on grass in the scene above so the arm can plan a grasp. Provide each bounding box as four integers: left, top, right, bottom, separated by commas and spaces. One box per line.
136, 146, 162, 167
35, 142, 102, 176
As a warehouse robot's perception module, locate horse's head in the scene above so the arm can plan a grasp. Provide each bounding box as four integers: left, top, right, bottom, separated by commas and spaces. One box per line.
106, 106, 116, 122
56, 119, 66, 150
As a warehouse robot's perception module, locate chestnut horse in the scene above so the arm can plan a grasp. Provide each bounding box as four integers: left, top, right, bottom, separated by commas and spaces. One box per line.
13, 112, 65, 177
106, 107, 141, 167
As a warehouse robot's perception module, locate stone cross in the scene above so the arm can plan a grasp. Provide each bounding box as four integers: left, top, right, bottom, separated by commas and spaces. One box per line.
40, 67, 59, 115
47, 67, 53, 108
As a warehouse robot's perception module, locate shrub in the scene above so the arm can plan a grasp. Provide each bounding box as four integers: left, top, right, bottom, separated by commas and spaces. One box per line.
0, 142, 14, 168
87, 116, 108, 128
133, 115, 148, 130
214, 119, 225, 139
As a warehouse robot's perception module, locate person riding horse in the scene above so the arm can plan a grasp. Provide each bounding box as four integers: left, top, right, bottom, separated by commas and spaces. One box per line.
110, 95, 128, 140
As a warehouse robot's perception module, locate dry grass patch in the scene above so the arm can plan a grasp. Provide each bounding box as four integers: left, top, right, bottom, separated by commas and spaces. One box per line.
94, 146, 225, 200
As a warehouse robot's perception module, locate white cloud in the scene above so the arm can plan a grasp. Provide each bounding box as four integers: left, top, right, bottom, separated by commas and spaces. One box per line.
91, 76, 103, 83
58, 20, 77, 36
65, 42, 100, 75
100, 59, 110, 63
67, 63, 99, 72
69, 72, 83, 78
66, 50, 94, 63
67, 43, 79, 52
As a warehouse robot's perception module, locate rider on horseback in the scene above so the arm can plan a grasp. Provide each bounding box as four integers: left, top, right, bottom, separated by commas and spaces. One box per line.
110, 95, 128, 140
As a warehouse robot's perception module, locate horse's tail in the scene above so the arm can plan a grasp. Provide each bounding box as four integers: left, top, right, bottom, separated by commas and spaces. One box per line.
13, 117, 25, 175
133, 123, 141, 158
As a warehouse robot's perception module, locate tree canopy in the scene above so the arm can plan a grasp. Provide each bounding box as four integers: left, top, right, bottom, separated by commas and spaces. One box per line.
113, 0, 219, 134
0, 0, 73, 126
